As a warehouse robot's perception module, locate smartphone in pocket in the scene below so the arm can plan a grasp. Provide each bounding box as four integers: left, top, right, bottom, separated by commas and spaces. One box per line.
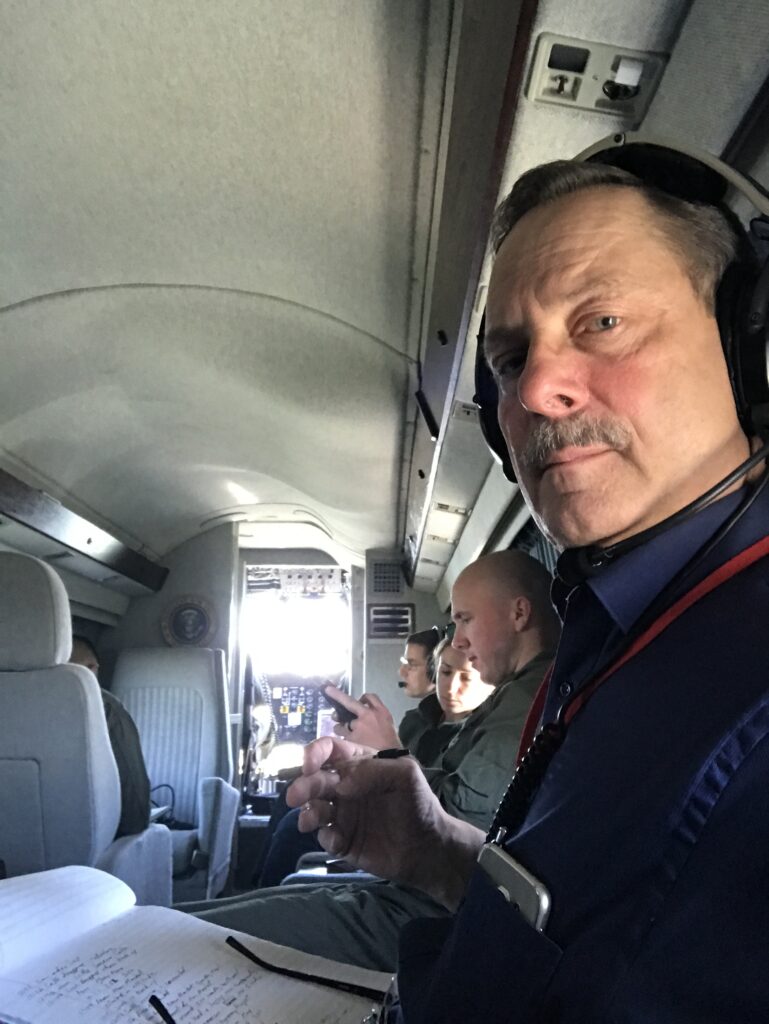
477, 843, 551, 931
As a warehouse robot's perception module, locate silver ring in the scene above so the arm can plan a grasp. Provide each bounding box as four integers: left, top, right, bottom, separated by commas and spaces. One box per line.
320, 800, 335, 829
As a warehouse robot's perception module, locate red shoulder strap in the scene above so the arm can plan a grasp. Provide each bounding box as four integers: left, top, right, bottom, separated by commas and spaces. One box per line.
515, 533, 769, 766
516, 667, 552, 765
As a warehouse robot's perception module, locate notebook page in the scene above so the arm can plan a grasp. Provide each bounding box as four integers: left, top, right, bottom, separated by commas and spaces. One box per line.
0, 867, 135, 974
0, 904, 392, 1024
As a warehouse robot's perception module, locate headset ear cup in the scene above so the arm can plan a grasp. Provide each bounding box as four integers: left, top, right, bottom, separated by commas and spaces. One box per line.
474, 316, 517, 482
716, 262, 752, 430
715, 257, 769, 434
426, 649, 436, 684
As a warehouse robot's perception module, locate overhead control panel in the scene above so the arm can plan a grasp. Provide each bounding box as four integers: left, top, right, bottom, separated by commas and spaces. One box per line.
527, 33, 668, 126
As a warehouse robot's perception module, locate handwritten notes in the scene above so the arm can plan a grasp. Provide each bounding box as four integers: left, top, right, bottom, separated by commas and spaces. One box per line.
0, 906, 388, 1024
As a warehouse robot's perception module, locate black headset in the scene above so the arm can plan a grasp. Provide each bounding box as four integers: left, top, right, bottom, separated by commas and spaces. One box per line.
425, 625, 442, 683
398, 625, 441, 687
474, 131, 769, 484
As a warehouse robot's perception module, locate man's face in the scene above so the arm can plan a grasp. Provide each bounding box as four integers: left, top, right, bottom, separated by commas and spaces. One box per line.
485, 187, 748, 549
70, 640, 99, 677
398, 642, 434, 697
451, 571, 517, 686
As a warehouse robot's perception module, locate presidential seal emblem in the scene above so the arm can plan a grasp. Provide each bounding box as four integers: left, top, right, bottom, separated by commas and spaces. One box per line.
161, 595, 217, 647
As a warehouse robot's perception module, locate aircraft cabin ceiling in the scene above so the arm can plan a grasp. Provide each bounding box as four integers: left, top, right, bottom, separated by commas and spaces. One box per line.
0, 0, 488, 564
3, 0, 767, 584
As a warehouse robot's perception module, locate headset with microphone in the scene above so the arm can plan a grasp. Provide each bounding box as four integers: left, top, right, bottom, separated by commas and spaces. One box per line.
397, 626, 441, 688
474, 131, 769, 578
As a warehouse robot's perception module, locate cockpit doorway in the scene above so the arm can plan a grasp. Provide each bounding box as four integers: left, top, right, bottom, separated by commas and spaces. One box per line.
239, 566, 351, 805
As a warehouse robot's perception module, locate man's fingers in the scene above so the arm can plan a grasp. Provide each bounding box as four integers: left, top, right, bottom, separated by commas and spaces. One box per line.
287, 765, 340, 806
317, 823, 348, 856
300, 736, 337, 773
296, 798, 336, 832
323, 685, 362, 714
359, 692, 386, 711
296, 800, 349, 856
334, 754, 417, 799
287, 739, 377, 807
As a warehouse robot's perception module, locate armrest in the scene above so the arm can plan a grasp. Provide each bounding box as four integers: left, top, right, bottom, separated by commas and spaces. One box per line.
96, 823, 173, 906
280, 870, 382, 886
295, 851, 332, 870
197, 777, 240, 899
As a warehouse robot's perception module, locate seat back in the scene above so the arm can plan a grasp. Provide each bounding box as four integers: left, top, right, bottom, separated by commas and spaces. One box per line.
0, 552, 121, 875
111, 647, 232, 826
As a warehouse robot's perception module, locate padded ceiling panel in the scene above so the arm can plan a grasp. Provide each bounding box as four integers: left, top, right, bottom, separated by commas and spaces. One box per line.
0, 288, 406, 556
0, 0, 447, 559
644, 0, 769, 153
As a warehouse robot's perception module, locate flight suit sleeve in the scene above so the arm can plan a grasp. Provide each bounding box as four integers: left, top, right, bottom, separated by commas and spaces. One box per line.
398, 706, 428, 753
101, 690, 152, 838
420, 653, 552, 831
421, 686, 533, 830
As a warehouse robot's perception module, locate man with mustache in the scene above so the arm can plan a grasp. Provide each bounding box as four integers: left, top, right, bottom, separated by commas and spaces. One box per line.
289, 142, 769, 1022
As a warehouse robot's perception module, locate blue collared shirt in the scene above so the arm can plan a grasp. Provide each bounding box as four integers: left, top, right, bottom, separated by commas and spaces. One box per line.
396, 477, 769, 1023
542, 489, 744, 722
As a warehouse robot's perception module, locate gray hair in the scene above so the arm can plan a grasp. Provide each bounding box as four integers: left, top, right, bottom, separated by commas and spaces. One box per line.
491, 160, 739, 312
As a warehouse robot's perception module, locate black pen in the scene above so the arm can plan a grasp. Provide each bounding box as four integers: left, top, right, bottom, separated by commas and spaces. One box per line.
225, 935, 387, 1002
277, 758, 348, 783
279, 748, 410, 783
148, 993, 177, 1024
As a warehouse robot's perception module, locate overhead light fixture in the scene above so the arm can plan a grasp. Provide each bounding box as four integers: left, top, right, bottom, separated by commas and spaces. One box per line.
227, 482, 259, 505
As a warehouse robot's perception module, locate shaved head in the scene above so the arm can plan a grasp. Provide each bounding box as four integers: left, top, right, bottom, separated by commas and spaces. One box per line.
457, 551, 553, 614
452, 550, 558, 684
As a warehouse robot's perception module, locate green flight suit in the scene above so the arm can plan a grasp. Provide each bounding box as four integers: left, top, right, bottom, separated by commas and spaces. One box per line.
422, 648, 555, 829
398, 692, 464, 768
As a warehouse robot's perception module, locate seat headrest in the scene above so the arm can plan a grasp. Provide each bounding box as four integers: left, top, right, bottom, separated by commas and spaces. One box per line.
0, 551, 72, 670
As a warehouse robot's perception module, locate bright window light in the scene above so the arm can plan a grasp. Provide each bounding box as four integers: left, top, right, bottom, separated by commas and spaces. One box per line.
241, 590, 350, 677
259, 743, 306, 776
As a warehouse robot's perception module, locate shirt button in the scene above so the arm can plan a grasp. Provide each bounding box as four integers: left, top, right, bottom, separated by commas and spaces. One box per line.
558, 681, 573, 698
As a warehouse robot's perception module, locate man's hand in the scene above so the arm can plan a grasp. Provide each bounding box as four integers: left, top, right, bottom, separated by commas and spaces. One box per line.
325, 685, 402, 750
285, 736, 484, 910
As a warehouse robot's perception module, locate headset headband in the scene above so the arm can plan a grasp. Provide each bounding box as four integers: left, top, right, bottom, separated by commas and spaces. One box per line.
475, 131, 769, 482
577, 131, 769, 213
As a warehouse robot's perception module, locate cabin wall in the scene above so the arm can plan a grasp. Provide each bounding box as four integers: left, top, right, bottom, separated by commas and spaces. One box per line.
362, 550, 445, 725
100, 523, 239, 687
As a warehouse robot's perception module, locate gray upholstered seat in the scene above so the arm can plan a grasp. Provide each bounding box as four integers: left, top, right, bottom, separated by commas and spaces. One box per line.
111, 647, 239, 899
0, 551, 172, 905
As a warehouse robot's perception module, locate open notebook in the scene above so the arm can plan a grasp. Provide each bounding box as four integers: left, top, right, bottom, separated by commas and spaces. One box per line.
0, 866, 393, 1024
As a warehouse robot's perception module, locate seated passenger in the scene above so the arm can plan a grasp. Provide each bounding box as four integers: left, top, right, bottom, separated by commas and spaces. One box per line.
332, 626, 457, 762
259, 637, 495, 887
394, 628, 441, 757
179, 550, 559, 972
325, 622, 493, 770
410, 634, 495, 763
70, 636, 151, 838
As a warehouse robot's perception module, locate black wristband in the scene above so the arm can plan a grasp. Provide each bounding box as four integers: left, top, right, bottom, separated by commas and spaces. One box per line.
374, 748, 411, 759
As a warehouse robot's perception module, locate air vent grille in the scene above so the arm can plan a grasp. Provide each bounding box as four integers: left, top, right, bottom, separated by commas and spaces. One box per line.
368, 603, 414, 641
371, 561, 403, 595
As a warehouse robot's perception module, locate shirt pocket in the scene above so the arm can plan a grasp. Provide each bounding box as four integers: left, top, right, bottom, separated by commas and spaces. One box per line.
399, 868, 563, 1024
